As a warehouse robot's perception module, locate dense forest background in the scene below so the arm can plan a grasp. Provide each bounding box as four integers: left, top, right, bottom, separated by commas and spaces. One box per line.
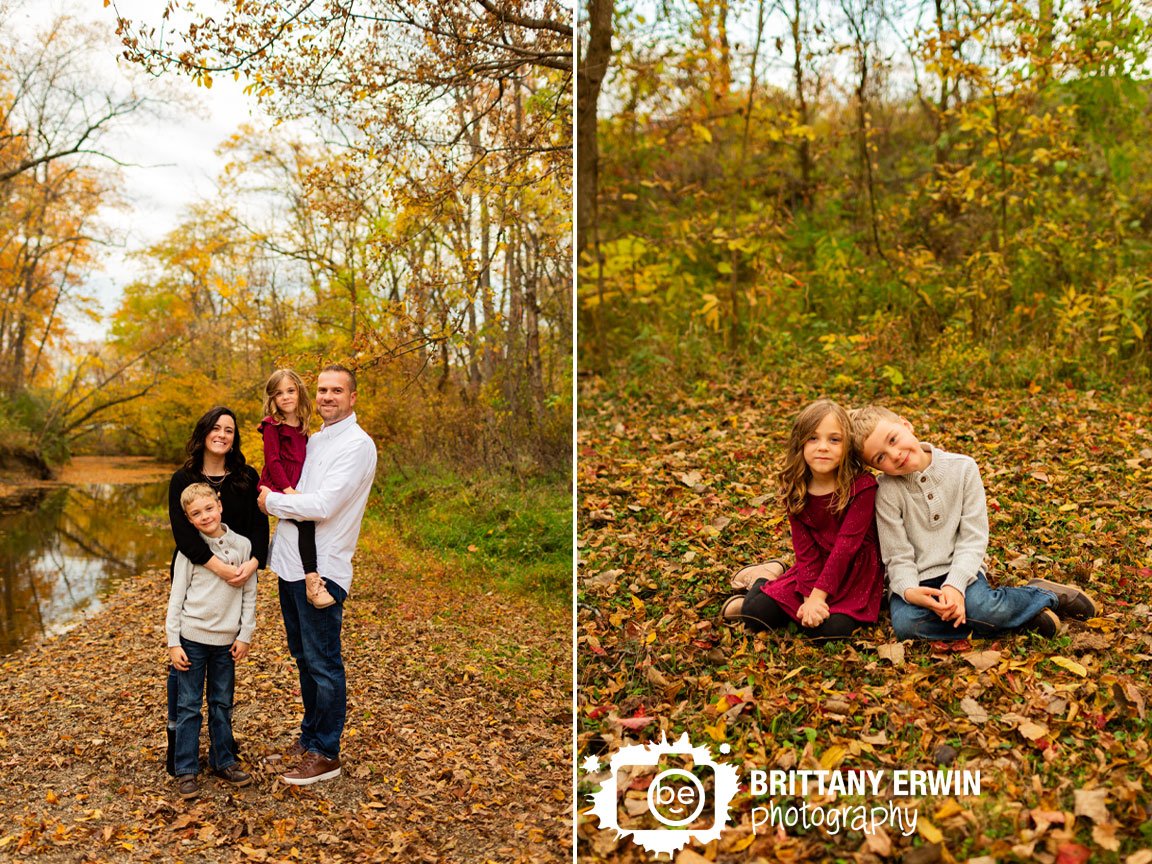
1, 1, 571, 476
577, 4, 1152, 860
579, 0, 1152, 392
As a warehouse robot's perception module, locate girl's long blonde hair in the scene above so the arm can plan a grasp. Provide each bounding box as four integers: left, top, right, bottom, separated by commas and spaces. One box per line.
262, 368, 313, 430
776, 399, 861, 516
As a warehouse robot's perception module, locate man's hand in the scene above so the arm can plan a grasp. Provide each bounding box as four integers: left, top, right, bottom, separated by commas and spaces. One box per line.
169, 646, 190, 671
257, 485, 271, 515
226, 557, 258, 588
231, 641, 250, 661
938, 585, 967, 626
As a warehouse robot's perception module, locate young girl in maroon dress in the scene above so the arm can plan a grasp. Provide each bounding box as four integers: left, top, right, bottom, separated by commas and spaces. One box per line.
721, 399, 883, 640
258, 369, 334, 608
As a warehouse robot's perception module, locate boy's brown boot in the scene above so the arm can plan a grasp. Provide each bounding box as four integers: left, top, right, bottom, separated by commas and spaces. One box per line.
1026, 608, 1061, 638
1026, 578, 1096, 620
305, 572, 336, 608
214, 765, 252, 787
177, 775, 199, 800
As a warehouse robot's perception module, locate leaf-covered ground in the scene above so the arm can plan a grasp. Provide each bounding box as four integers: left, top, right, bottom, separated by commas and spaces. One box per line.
0, 520, 572, 863
577, 379, 1152, 862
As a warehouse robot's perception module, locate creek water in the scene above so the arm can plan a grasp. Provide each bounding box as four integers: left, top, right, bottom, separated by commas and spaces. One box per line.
0, 458, 176, 656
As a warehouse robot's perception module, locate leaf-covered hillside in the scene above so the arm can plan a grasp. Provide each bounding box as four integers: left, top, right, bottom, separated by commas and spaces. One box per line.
577, 381, 1152, 862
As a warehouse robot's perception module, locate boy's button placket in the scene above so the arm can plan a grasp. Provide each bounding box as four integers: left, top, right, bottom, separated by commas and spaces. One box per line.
919, 472, 943, 525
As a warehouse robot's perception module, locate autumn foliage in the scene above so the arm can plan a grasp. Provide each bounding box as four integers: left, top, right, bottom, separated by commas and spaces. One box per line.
581, 0, 1152, 387
0, 4, 571, 475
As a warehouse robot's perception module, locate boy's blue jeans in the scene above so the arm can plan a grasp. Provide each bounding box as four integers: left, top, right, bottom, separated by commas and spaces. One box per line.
278, 577, 347, 760
173, 638, 239, 777
890, 572, 1057, 641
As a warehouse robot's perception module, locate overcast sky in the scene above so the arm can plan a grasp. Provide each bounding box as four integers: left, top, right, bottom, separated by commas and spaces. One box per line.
13, 0, 273, 340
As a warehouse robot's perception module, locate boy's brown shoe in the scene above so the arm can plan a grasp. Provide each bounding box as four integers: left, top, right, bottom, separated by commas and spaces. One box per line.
1027, 579, 1097, 620
177, 775, 199, 800
1026, 608, 1061, 638
281, 751, 341, 786
214, 765, 252, 787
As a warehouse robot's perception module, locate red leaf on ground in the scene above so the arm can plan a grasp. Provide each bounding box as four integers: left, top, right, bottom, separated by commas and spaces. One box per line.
1054, 843, 1091, 864
628, 773, 654, 791
931, 639, 973, 653
617, 715, 655, 730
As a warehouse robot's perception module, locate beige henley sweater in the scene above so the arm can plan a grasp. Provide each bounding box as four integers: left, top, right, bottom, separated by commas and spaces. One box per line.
875, 443, 989, 599
165, 525, 257, 647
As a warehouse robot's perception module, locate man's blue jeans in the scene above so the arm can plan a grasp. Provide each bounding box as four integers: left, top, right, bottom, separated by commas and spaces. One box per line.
173, 638, 238, 777
278, 577, 347, 759
890, 572, 1057, 641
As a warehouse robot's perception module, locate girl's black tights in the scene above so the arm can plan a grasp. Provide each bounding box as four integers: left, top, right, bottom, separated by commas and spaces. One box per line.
740, 579, 860, 641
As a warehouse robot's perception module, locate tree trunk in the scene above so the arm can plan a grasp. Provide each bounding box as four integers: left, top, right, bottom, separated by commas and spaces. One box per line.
932, 0, 952, 172
576, 0, 614, 264
790, 0, 814, 205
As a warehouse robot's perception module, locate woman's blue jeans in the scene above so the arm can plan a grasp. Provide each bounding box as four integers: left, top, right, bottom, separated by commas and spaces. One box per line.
890, 572, 1057, 641
278, 577, 347, 760
173, 638, 238, 777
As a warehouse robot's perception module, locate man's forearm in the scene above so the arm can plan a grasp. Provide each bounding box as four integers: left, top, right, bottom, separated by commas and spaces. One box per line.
266, 489, 329, 521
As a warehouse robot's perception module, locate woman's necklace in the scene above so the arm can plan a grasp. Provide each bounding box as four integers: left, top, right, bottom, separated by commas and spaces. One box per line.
202, 469, 229, 488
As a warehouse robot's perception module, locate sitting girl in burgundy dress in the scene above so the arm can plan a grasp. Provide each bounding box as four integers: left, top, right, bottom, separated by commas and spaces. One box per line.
721, 399, 883, 640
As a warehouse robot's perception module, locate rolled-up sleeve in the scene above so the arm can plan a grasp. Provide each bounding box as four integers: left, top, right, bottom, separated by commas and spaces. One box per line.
942, 460, 988, 594
266, 439, 375, 522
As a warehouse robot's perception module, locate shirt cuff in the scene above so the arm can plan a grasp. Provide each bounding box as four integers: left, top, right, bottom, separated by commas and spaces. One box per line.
264, 491, 285, 517
943, 569, 980, 595
888, 572, 920, 600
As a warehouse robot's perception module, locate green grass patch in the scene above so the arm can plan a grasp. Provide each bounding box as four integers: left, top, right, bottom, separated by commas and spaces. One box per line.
371, 466, 571, 604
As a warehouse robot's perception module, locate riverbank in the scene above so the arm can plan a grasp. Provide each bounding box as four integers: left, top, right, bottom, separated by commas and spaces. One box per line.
0, 445, 56, 514
0, 516, 573, 862
0, 455, 174, 515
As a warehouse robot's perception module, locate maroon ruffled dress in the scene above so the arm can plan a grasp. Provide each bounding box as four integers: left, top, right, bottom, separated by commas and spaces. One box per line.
758, 473, 883, 623
257, 416, 308, 493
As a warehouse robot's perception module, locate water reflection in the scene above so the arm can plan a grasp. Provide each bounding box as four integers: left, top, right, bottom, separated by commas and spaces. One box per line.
0, 480, 172, 656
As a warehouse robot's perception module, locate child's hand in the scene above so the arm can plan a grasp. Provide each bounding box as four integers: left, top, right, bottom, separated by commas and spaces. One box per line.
798, 596, 830, 628
231, 641, 250, 661
904, 586, 953, 617
169, 646, 190, 671
939, 586, 967, 627
284, 486, 298, 495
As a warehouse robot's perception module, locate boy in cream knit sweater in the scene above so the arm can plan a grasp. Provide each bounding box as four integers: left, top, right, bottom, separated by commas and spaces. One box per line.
166, 483, 257, 799
852, 407, 1096, 641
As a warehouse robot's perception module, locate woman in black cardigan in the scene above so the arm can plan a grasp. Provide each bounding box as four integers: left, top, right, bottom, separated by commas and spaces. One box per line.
165, 406, 269, 775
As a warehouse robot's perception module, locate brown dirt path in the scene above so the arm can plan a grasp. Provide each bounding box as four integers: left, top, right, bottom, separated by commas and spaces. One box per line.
0, 522, 572, 863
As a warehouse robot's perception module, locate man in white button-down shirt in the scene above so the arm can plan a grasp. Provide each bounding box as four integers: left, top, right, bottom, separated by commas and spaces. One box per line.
258, 364, 377, 785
